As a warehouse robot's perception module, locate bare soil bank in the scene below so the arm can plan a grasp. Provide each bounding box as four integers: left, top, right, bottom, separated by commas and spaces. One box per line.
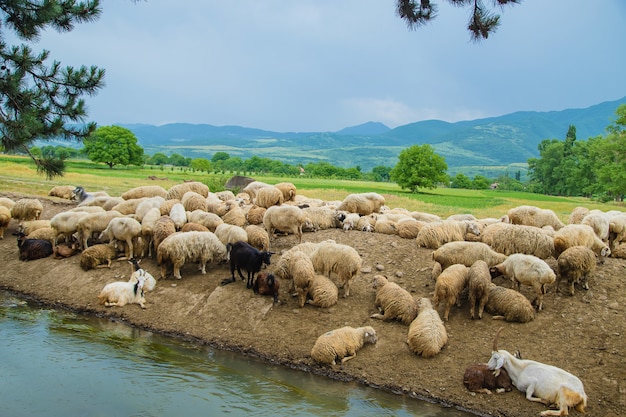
1, 192, 624, 417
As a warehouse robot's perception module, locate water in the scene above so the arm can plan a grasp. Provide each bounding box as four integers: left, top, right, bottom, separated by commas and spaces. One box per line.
0, 291, 474, 417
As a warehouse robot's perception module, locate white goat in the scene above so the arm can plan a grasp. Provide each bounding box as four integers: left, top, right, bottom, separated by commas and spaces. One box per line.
487, 328, 587, 416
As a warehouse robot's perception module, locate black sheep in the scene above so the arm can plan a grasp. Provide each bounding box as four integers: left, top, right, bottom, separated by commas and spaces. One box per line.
221, 241, 273, 288
15, 231, 53, 261
253, 272, 280, 303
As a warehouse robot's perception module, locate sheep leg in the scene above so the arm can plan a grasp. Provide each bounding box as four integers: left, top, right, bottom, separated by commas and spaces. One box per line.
340, 353, 356, 364
246, 272, 254, 289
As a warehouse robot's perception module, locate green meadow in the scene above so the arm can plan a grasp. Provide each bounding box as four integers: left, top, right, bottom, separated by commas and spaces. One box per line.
0, 155, 621, 221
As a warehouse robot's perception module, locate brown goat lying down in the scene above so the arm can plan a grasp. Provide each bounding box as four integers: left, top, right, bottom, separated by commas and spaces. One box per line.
253, 272, 280, 303
463, 363, 513, 394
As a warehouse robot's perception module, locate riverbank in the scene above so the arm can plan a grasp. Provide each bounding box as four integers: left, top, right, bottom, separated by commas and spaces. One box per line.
1, 192, 624, 417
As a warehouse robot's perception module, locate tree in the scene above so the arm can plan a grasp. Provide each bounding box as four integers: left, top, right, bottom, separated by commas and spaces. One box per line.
211, 152, 230, 163
0, 1, 105, 178
147, 152, 169, 165
190, 158, 211, 173
451, 173, 472, 189
83, 125, 144, 168
390, 144, 448, 192
396, 0, 520, 41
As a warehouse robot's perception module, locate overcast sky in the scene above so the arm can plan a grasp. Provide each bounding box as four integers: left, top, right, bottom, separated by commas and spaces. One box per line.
27, 0, 626, 132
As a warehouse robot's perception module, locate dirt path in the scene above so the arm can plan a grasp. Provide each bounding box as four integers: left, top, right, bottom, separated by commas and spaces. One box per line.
1, 192, 624, 417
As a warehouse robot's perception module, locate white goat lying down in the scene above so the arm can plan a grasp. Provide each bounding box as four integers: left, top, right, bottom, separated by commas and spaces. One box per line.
487, 328, 587, 416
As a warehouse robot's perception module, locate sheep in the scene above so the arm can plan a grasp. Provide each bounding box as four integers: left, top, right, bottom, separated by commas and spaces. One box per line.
373, 217, 398, 235
447, 213, 477, 221
159, 198, 181, 216
110, 197, 148, 215
415, 220, 481, 249
484, 283, 536, 322
340, 212, 360, 231
487, 327, 587, 416
181, 222, 210, 232
410, 211, 442, 223
18, 219, 51, 235
0, 205, 11, 239
282, 250, 316, 308
205, 195, 229, 217
553, 224, 611, 262
370, 274, 418, 325
337, 192, 385, 216
274, 182, 296, 202
463, 363, 513, 394
309, 241, 362, 298
608, 213, 626, 251
99, 217, 143, 259
273, 241, 324, 283
0, 196, 16, 210
151, 215, 177, 255
48, 185, 75, 199
263, 205, 310, 245
15, 231, 53, 261
134, 196, 166, 222
406, 298, 448, 358
181, 191, 208, 212
157, 231, 228, 280
568, 206, 590, 224
484, 223, 556, 259
75, 210, 124, 250
397, 218, 425, 239
49, 211, 88, 245
245, 205, 266, 225
253, 186, 284, 209
244, 224, 270, 252
581, 211, 610, 242
507, 205, 565, 230
166, 181, 210, 200
306, 274, 338, 308
186, 209, 223, 232
432, 263, 470, 321
220, 240, 273, 288
310, 326, 377, 365
26, 226, 56, 246
214, 223, 248, 246
169, 203, 187, 230
431, 241, 508, 278
98, 272, 148, 309
11, 198, 44, 222
221, 202, 247, 227
356, 213, 376, 232
214, 190, 236, 201
556, 246, 597, 296
301, 206, 344, 232
468, 260, 491, 320
68, 205, 105, 213
121, 185, 167, 200
242, 181, 272, 200
252, 271, 280, 303
489, 253, 556, 312
80, 244, 120, 270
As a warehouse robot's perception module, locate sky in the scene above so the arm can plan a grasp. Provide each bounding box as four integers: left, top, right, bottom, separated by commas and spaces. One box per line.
22, 0, 626, 132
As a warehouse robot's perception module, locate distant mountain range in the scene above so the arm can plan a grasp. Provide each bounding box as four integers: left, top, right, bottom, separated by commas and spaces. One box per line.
58, 96, 626, 178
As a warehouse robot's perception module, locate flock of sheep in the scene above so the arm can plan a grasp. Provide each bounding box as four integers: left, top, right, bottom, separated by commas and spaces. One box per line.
2, 179, 625, 416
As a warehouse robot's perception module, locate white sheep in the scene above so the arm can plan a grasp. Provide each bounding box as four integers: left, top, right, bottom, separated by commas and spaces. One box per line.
121, 185, 167, 200
214, 223, 248, 246
245, 205, 266, 225
159, 199, 180, 215
373, 217, 398, 235
134, 196, 166, 222
242, 181, 272, 200
410, 211, 442, 223
0, 197, 16, 210
157, 231, 228, 279
221, 202, 247, 227
309, 241, 362, 298
484, 223, 556, 259
263, 205, 310, 245
139, 207, 161, 257
166, 181, 210, 200
98, 272, 148, 309
487, 327, 587, 416
568, 206, 590, 224
181, 191, 208, 212
244, 224, 270, 252
432, 263, 470, 321
306, 274, 339, 308
416, 220, 481, 249
284, 250, 316, 308
396, 218, 425, 239
50, 211, 89, 245
169, 202, 187, 230
111, 197, 149, 216
274, 182, 297, 202
253, 186, 284, 208
468, 260, 491, 320
310, 326, 377, 365
273, 241, 325, 283
489, 253, 556, 311
553, 224, 611, 262
99, 217, 143, 259
75, 210, 124, 250
406, 298, 448, 358
356, 213, 376, 232
336, 192, 385, 216
26, 226, 56, 246
340, 212, 361, 231
301, 206, 343, 231
18, 219, 51, 235
48, 185, 75, 199
507, 205, 565, 230
556, 246, 597, 296
431, 241, 508, 279
0, 205, 10, 239
186, 209, 223, 232
370, 274, 418, 325
11, 198, 44, 223
484, 283, 535, 322
581, 210, 610, 242
608, 213, 626, 251
151, 215, 177, 255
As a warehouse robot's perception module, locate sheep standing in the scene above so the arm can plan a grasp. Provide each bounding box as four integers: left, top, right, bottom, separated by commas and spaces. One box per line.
99, 217, 143, 259
432, 264, 470, 321
274, 182, 296, 202
554, 224, 611, 262
301, 206, 343, 231
254, 186, 284, 208
431, 241, 507, 278
310, 326, 377, 365
484, 223, 556, 259
221, 202, 247, 227
309, 241, 362, 298
306, 274, 338, 308
181, 191, 208, 212
484, 283, 535, 322
245, 224, 270, 252
166, 182, 209, 200
245, 205, 266, 225
75, 210, 124, 250
169, 203, 187, 230
151, 215, 177, 254
50, 211, 88, 245
263, 205, 310, 245
370, 275, 417, 325
337, 192, 385, 216
468, 260, 491, 320
489, 254, 556, 311
556, 246, 597, 296
214, 223, 248, 246
416, 220, 481, 249
157, 231, 227, 279
406, 298, 447, 358
507, 205, 565, 230
186, 209, 223, 232
284, 250, 316, 308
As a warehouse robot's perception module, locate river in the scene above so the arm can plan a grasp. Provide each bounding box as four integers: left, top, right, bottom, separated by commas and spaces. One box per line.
0, 291, 474, 417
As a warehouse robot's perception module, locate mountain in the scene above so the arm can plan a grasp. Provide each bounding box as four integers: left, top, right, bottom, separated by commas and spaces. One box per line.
118, 96, 626, 177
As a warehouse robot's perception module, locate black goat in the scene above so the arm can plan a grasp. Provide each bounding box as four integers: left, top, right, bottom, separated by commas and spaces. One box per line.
221, 241, 273, 288
253, 272, 280, 303
15, 231, 53, 261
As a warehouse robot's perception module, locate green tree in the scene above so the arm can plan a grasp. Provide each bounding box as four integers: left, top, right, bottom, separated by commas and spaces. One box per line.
0, 1, 105, 178
396, 0, 520, 41
83, 125, 144, 168
451, 173, 472, 189
471, 175, 491, 189
190, 158, 211, 172
147, 152, 169, 165
371, 165, 392, 182
211, 152, 230, 163
390, 144, 448, 192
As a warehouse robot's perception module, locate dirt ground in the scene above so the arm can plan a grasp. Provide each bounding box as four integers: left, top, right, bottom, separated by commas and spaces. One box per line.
0, 192, 624, 417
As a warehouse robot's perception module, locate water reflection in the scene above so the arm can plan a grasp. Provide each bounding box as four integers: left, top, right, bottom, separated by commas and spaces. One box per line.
0, 292, 474, 417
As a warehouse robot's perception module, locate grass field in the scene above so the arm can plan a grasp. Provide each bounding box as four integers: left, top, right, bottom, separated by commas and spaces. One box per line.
1, 155, 621, 221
